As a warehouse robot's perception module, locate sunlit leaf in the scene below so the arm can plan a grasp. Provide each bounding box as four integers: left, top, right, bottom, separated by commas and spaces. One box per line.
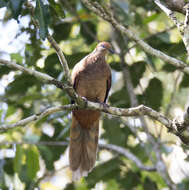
14, 145, 23, 174
26, 146, 40, 179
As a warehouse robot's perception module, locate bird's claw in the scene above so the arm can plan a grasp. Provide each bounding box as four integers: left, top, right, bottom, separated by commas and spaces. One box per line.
100, 102, 109, 109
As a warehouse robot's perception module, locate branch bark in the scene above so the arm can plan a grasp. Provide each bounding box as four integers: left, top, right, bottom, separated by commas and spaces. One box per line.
0, 59, 183, 140
0, 105, 76, 131
81, 0, 189, 74
154, 0, 189, 56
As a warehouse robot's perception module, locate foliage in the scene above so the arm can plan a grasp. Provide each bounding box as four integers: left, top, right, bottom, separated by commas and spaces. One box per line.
0, 0, 189, 189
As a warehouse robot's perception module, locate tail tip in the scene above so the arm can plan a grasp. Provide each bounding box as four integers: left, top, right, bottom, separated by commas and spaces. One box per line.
72, 168, 89, 181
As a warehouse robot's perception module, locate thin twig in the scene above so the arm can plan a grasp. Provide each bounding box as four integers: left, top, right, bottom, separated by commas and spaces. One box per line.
100, 143, 156, 171
0, 105, 76, 131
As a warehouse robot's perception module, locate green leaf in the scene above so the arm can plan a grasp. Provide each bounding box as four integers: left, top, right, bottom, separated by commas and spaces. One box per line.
102, 117, 131, 146
130, 144, 149, 163
11, 53, 23, 64
4, 159, 14, 175
80, 21, 97, 44
19, 165, 32, 186
143, 13, 159, 24
34, 0, 51, 39
44, 53, 61, 78
132, 0, 155, 10
109, 61, 122, 72
162, 64, 177, 72
39, 123, 67, 170
26, 146, 40, 180
140, 78, 163, 111
180, 74, 189, 88
120, 170, 141, 189
86, 157, 123, 188
0, 65, 11, 77
66, 52, 89, 69
49, 0, 65, 19
38, 145, 54, 170
177, 179, 189, 190
14, 145, 23, 173
25, 42, 42, 67
0, 0, 8, 8
129, 61, 146, 87
53, 23, 72, 42
9, 0, 25, 20
109, 87, 130, 108
6, 74, 41, 95
106, 179, 120, 190
111, 0, 131, 25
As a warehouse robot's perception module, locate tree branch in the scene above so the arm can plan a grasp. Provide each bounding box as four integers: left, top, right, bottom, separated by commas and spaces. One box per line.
0, 141, 156, 172
99, 143, 156, 171
165, 0, 186, 14
113, 36, 176, 189
0, 59, 176, 135
47, 34, 71, 83
0, 59, 53, 81
154, 0, 189, 56
81, 0, 189, 74
0, 59, 82, 106
0, 105, 76, 131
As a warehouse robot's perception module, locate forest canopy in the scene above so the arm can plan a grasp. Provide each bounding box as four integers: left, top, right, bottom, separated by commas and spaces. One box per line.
1, 0, 189, 189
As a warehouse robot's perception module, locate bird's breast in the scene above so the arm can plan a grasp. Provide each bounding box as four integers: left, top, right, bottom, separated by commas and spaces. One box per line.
76, 64, 108, 102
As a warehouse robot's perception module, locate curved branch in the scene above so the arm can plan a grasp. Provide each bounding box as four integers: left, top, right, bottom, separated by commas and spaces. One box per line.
100, 143, 156, 171
0, 105, 76, 131
0, 59, 83, 105
0, 141, 156, 172
0, 59, 173, 132
0, 59, 53, 81
25, 1, 71, 83
47, 35, 71, 83
0, 101, 174, 135
81, 0, 189, 74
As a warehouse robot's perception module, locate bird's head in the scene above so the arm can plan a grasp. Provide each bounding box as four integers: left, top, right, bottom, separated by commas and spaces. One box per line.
96, 42, 114, 55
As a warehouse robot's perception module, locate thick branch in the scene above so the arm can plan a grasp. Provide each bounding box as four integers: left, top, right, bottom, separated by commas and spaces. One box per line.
165, 0, 186, 14
0, 59, 174, 132
81, 0, 189, 74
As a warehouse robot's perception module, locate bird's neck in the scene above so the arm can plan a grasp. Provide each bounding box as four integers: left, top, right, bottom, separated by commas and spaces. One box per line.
92, 49, 106, 59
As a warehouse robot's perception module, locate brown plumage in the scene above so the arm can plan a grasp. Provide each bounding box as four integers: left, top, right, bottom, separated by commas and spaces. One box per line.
69, 42, 112, 181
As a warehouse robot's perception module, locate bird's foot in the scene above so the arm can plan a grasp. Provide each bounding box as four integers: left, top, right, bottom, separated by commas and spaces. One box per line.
81, 96, 88, 107
100, 102, 109, 109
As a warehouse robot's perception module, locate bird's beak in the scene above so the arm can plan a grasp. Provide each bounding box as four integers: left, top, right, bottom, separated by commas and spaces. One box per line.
108, 48, 115, 54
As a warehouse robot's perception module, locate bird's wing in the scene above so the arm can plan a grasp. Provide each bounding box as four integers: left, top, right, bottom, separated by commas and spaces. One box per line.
104, 73, 112, 103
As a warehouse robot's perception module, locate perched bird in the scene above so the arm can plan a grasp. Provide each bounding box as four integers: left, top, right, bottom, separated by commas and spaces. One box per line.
69, 42, 113, 181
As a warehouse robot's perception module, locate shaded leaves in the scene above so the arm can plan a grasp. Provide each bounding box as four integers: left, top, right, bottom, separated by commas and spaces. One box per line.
34, 0, 51, 39
9, 0, 26, 20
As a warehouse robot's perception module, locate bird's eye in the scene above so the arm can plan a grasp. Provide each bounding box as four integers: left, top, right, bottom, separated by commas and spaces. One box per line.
101, 45, 105, 48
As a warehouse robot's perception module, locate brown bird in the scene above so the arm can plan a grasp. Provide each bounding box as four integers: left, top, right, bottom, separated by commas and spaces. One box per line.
69, 42, 113, 181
